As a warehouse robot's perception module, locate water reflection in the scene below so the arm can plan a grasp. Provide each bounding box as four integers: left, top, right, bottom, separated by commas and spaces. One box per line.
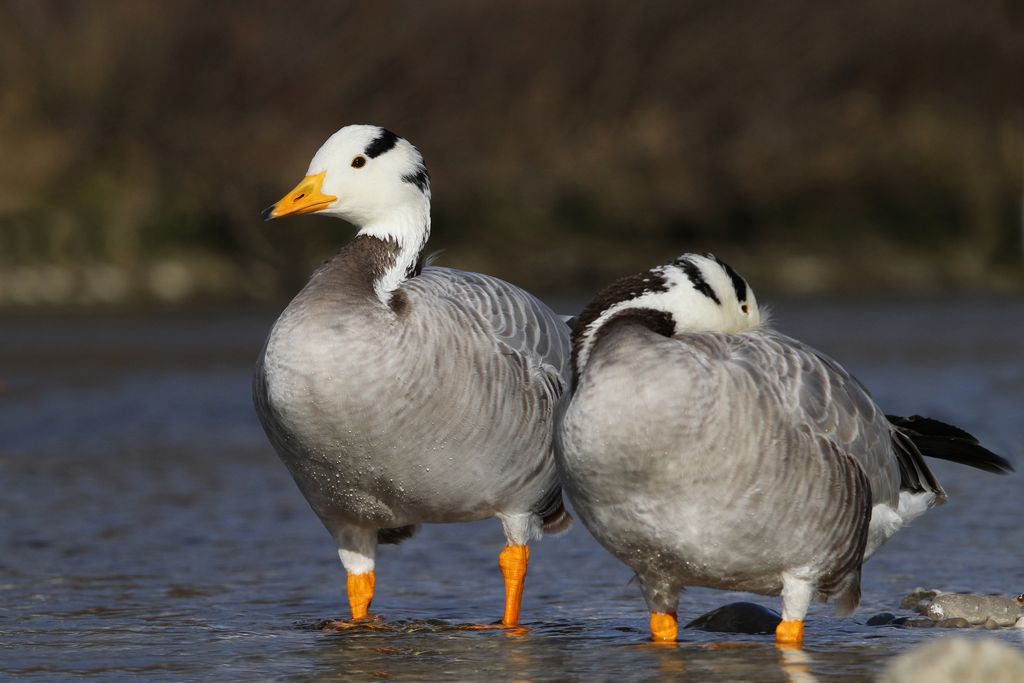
778, 646, 819, 683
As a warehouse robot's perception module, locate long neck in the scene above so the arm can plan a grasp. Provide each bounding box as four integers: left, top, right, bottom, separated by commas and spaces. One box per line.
355, 196, 431, 303
571, 308, 675, 386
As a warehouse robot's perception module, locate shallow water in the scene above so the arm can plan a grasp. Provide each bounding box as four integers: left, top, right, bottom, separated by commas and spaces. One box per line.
1, 299, 1022, 681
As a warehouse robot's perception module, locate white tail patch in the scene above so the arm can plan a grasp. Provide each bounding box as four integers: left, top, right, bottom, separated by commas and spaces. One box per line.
865, 491, 937, 559
896, 490, 936, 525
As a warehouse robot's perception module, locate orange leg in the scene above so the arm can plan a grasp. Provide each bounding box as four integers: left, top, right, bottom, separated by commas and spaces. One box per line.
346, 571, 376, 621
775, 619, 804, 647
650, 612, 678, 642
498, 545, 529, 626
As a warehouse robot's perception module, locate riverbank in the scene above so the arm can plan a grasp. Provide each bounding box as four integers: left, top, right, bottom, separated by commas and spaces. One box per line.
1, 241, 1021, 309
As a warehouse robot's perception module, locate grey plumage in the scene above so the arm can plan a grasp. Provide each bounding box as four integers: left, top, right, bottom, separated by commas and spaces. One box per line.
253, 125, 572, 622
555, 254, 1009, 634
256, 238, 570, 541
558, 324, 877, 613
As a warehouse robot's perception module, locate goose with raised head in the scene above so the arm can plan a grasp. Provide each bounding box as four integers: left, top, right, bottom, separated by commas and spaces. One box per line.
254, 125, 571, 627
555, 254, 1011, 645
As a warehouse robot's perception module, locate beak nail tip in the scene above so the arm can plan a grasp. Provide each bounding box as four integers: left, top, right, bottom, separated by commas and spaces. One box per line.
261, 205, 276, 221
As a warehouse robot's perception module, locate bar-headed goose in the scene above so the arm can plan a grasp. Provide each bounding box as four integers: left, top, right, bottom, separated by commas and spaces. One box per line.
255, 125, 571, 627
555, 254, 1011, 645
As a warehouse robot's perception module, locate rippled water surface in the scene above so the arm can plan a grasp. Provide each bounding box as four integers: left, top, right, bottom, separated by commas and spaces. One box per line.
2, 299, 1022, 681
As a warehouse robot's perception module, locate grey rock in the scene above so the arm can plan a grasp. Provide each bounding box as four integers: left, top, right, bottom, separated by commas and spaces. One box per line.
934, 618, 971, 628
1016, 616, 1024, 629
867, 612, 896, 626
879, 637, 1024, 683
901, 588, 939, 612
683, 601, 781, 634
926, 593, 1022, 626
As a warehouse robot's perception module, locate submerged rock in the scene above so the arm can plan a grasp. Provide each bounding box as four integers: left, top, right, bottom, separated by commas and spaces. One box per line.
925, 594, 1021, 627
899, 589, 1024, 628
880, 637, 1024, 683
683, 602, 781, 634
892, 617, 936, 628
934, 618, 972, 629
901, 588, 939, 613
867, 612, 896, 626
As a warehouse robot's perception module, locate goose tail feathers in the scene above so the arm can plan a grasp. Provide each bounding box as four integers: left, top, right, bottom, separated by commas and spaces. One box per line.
887, 415, 1013, 474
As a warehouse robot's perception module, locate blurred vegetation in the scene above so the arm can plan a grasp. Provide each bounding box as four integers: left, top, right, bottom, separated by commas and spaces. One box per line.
0, 0, 1022, 306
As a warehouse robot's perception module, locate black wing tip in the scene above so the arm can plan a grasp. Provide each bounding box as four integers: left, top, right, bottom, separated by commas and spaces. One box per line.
946, 445, 1014, 474
888, 414, 1014, 475
886, 415, 977, 442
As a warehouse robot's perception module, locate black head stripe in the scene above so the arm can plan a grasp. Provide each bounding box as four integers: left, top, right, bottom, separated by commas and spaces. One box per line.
674, 256, 721, 305
707, 254, 748, 303
402, 167, 430, 193
364, 128, 399, 158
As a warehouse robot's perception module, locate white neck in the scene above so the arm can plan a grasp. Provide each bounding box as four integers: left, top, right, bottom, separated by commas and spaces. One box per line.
356, 196, 431, 303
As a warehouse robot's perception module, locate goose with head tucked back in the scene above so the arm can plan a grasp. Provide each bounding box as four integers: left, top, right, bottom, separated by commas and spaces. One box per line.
254, 125, 571, 628
555, 254, 1011, 645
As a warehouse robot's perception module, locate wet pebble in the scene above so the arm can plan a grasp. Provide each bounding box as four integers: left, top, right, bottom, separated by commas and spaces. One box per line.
880, 637, 1024, 683
901, 588, 938, 613
934, 618, 971, 629
867, 612, 896, 626
926, 593, 1021, 626
683, 601, 781, 634
892, 617, 936, 628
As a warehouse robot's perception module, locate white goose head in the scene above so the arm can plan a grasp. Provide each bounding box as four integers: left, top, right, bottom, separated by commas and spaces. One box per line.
262, 125, 430, 241
571, 254, 761, 380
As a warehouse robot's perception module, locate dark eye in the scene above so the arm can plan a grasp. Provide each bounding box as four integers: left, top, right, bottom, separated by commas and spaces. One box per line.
741, 303, 749, 314
351, 156, 366, 168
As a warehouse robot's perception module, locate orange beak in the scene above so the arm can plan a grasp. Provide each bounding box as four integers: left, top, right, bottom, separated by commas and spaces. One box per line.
261, 171, 337, 220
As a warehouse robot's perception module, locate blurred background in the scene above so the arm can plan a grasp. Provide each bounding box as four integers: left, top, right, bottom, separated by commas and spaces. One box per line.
3, 4, 1023, 679
1, 0, 1022, 306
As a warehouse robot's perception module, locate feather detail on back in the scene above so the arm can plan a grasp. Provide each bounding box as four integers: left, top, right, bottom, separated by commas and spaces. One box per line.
408, 266, 572, 386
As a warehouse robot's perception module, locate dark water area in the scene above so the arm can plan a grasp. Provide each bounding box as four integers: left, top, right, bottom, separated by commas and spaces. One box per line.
1, 299, 1022, 681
